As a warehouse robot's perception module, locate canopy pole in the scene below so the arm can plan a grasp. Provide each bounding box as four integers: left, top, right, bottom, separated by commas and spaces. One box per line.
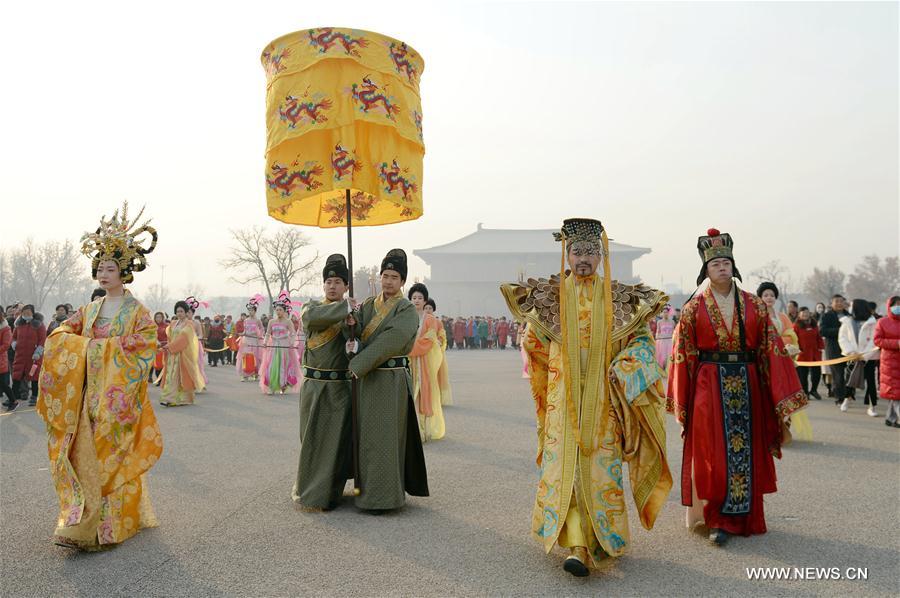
346, 188, 354, 297
346, 188, 361, 496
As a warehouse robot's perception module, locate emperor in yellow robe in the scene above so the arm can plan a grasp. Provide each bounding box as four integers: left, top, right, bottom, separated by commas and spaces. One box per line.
501, 218, 672, 572
36, 291, 162, 549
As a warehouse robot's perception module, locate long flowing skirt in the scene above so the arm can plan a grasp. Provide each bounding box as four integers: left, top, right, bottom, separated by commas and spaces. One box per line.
655, 338, 673, 369
54, 394, 159, 549
789, 410, 814, 441
161, 353, 198, 405
196, 340, 208, 386
236, 340, 263, 378
259, 346, 300, 394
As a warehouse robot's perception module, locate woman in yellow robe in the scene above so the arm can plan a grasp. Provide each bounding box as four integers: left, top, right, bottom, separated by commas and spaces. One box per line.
757, 282, 812, 441
408, 284, 446, 441
160, 300, 204, 406
37, 203, 163, 550
424, 298, 453, 407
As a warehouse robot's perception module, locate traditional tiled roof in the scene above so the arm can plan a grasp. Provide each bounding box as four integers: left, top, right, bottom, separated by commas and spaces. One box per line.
414, 224, 651, 256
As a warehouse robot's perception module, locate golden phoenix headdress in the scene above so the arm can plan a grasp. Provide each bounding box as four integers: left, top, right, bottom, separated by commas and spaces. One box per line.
80, 202, 158, 284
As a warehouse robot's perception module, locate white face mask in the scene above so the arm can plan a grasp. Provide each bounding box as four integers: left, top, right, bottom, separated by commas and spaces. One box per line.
891, 305, 900, 316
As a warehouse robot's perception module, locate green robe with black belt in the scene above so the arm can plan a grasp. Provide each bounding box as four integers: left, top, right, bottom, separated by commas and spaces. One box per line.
293, 299, 352, 509
348, 293, 429, 510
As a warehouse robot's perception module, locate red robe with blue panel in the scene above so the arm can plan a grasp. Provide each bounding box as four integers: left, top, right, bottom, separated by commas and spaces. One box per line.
667, 287, 806, 535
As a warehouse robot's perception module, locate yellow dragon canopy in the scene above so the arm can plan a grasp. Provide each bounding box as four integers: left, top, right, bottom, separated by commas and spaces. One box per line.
261, 28, 425, 228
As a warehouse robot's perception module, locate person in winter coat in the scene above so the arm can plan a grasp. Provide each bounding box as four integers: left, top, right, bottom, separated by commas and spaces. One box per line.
477, 317, 489, 349
0, 307, 14, 408
452, 317, 465, 349
873, 295, 900, 428
11, 304, 46, 408
820, 294, 850, 403
46, 304, 69, 335
794, 307, 825, 399
497, 317, 509, 349
838, 299, 880, 416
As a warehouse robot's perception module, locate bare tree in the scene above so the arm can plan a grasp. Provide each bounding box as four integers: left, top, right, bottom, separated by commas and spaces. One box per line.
143, 283, 172, 314
2, 239, 90, 313
353, 265, 380, 300
263, 228, 319, 296
845, 255, 900, 303
749, 259, 794, 308
804, 267, 845, 302
222, 227, 277, 309
222, 226, 319, 312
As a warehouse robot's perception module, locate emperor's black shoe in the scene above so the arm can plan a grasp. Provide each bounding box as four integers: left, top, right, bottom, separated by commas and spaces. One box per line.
563, 547, 590, 577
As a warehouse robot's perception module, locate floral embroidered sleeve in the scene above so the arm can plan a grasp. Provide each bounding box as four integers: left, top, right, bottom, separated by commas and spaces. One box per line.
522, 324, 550, 466
89, 309, 157, 384
52, 308, 85, 337
610, 324, 664, 404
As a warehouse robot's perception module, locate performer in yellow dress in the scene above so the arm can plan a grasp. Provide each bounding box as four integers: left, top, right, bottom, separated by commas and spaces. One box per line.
407, 283, 446, 441
501, 218, 672, 577
37, 203, 162, 550
757, 282, 813, 441
424, 298, 453, 406
160, 300, 204, 407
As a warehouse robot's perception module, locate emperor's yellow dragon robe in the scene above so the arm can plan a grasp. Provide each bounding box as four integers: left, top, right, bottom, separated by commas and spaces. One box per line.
501, 273, 672, 564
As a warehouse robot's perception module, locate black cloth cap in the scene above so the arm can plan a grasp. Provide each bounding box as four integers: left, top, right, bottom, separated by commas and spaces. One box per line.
380, 248, 408, 281
323, 253, 349, 284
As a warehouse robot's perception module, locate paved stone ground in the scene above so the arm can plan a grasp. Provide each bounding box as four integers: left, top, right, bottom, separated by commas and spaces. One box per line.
1, 350, 898, 597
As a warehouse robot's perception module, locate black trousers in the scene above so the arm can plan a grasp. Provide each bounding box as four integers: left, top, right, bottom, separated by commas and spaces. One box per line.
11, 378, 37, 402
209, 349, 223, 366
831, 362, 848, 402
797, 366, 821, 396
0, 372, 14, 404
864, 360, 878, 406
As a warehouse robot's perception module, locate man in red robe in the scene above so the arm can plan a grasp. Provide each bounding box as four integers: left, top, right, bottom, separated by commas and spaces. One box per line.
667, 228, 806, 546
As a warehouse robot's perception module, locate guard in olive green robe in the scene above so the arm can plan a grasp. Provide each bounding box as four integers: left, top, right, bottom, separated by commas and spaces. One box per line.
348, 249, 429, 510
293, 255, 354, 509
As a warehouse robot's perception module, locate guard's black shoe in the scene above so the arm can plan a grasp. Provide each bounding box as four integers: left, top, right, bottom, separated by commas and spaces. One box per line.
709, 528, 729, 546
2, 400, 16, 412
810, 391, 822, 400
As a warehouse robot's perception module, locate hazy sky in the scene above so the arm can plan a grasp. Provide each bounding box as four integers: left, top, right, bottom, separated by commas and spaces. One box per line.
2, 1, 897, 301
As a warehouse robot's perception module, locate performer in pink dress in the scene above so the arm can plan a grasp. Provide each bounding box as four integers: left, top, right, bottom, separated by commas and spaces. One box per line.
655, 305, 676, 370
236, 295, 265, 381
259, 291, 301, 395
